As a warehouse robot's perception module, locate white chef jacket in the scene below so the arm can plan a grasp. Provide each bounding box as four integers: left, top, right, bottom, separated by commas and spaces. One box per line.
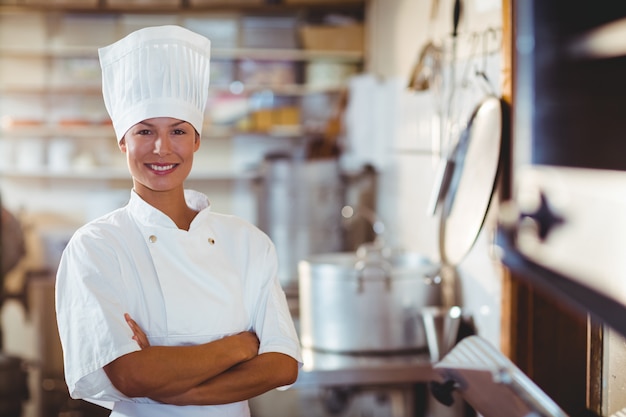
55, 189, 302, 417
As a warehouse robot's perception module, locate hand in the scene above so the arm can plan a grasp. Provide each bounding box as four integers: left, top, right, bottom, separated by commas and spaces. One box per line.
125, 313, 257, 359
125, 313, 150, 349
232, 331, 260, 361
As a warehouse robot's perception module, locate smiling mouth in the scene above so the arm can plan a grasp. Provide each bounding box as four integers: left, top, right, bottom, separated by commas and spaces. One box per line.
148, 163, 177, 172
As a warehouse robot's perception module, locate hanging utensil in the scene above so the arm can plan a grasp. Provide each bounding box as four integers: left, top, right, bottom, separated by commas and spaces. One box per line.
438, 95, 509, 266
442, 0, 463, 151
407, 0, 443, 92
427, 0, 464, 216
408, 41, 443, 91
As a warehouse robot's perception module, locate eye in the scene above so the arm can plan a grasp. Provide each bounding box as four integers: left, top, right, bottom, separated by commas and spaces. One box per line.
136, 129, 152, 135
172, 128, 186, 135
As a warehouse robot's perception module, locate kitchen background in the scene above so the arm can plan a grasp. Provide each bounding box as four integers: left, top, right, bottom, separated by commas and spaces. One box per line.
2, 0, 612, 417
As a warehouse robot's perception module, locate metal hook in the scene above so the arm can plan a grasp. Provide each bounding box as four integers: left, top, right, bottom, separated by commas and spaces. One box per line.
459, 32, 481, 89
475, 27, 500, 95
480, 28, 497, 73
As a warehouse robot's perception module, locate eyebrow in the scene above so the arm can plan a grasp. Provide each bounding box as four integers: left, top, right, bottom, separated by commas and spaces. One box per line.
138, 120, 188, 128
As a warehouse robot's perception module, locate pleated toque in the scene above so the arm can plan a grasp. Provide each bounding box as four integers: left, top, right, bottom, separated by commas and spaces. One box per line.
99, 25, 212, 142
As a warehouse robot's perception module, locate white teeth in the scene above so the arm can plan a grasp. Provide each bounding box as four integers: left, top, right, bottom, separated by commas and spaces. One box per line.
150, 164, 175, 171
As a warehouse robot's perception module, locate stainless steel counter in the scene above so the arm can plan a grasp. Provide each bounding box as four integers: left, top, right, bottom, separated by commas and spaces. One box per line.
295, 347, 436, 388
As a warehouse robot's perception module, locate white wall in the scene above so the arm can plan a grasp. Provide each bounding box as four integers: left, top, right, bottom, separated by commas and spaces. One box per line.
363, 0, 505, 348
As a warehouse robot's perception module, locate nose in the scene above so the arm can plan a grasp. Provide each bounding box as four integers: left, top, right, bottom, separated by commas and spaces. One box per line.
153, 135, 172, 156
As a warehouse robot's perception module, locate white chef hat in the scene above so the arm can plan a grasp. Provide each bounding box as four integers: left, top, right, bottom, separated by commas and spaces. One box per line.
99, 25, 211, 142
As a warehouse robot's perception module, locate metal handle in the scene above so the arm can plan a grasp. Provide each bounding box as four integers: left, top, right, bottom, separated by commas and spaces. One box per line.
354, 260, 392, 293
452, 0, 462, 38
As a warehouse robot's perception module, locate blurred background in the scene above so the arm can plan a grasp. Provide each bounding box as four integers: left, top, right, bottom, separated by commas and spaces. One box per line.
0, 1, 625, 416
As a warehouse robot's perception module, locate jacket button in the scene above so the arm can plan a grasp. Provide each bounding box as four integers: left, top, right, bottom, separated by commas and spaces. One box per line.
208, 237, 215, 245
149, 235, 157, 243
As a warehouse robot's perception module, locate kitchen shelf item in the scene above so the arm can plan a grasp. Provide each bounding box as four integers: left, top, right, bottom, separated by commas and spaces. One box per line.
24, 0, 99, 7
189, 0, 264, 6
284, 0, 364, 4
182, 15, 239, 48
241, 15, 298, 49
106, 0, 181, 8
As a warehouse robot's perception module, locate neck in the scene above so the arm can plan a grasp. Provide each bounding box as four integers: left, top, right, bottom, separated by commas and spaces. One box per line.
133, 185, 197, 231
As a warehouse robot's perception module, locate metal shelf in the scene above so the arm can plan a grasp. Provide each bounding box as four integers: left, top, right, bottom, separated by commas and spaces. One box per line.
0, 124, 113, 138
0, 45, 363, 63
212, 47, 363, 62
0, 83, 347, 96
0, 167, 260, 181
0, 123, 307, 138
295, 347, 434, 388
0, 1, 365, 14
0, 3, 361, 186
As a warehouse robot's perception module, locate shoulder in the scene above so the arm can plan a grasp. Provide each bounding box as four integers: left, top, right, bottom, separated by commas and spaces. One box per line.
65, 207, 137, 253
206, 210, 261, 233
207, 211, 274, 249
57, 208, 139, 284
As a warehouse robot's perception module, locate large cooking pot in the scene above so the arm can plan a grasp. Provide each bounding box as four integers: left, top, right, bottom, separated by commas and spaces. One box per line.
298, 243, 442, 353
257, 153, 345, 293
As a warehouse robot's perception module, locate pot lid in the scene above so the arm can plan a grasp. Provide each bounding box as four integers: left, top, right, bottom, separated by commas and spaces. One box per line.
432, 96, 507, 266
301, 246, 440, 280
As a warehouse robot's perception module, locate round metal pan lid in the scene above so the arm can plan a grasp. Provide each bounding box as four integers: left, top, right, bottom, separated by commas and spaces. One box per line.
438, 95, 505, 266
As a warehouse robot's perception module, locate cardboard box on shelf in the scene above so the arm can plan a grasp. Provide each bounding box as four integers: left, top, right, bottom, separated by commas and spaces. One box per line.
299, 24, 364, 52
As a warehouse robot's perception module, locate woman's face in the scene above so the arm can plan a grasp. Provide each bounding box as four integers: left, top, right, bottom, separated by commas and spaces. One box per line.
119, 117, 200, 195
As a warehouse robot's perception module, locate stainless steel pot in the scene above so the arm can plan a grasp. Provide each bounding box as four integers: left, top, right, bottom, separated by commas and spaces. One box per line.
298, 244, 442, 353
257, 154, 345, 293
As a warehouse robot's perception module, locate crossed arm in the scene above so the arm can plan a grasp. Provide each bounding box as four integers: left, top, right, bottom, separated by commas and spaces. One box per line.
103, 314, 299, 405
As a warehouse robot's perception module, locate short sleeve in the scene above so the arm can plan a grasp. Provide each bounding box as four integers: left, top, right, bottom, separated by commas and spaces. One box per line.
249, 238, 303, 366
55, 229, 141, 402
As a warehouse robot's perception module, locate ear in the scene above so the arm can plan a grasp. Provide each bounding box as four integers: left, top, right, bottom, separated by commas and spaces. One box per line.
118, 138, 127, 153
194, 133, 201, 151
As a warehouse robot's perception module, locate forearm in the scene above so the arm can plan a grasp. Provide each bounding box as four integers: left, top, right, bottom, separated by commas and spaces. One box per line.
153, 352, 299, 406
104, 333, 257, 398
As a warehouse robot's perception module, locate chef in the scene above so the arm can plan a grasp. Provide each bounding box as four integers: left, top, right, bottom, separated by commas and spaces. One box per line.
55, 25, 302, 417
